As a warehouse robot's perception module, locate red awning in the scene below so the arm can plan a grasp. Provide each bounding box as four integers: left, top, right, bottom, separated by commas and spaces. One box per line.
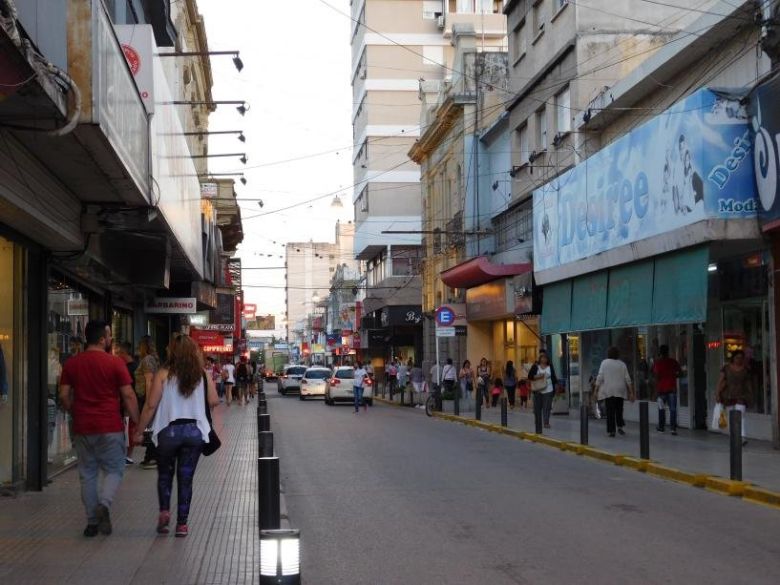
440, 256, 532, 289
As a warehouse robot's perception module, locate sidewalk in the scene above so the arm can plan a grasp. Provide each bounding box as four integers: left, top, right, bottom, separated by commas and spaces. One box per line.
0, 402, 260, 585
379, 391, 780, 494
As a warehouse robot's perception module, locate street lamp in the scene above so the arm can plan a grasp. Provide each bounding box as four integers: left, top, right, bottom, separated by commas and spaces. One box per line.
182, 130, 246, 142
259, 529, 301, 584
199, 172, 247, 185
171, 100, 249, 116
158, 50, 244, 73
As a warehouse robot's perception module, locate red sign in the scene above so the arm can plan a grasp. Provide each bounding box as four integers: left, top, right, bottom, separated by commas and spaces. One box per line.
243, 303, 257, 320
352, 332, 361, 349
191, 329, 224, 347
121, 44, 141, 75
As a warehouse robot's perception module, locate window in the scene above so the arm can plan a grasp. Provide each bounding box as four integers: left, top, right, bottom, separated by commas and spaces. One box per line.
391, 246, 422, 276
532, 0, 546, 35
492, 200, 533, 253
457, 0, 474, 11
536, 108, 547, 150
357, 186, 369, 213
513, 22, 527, 61
516, 123, 529, 164
555, 86, 571, 134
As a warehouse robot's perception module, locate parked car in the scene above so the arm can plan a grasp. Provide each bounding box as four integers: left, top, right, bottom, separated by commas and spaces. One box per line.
299, 367, 331, 400
278, 365, 307, 395
325, 366, 373, 406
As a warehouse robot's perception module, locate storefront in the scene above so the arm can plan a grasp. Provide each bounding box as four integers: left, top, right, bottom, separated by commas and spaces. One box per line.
534, 88, 773, 439
440, 257, 540, 380
362, 305, 423, 374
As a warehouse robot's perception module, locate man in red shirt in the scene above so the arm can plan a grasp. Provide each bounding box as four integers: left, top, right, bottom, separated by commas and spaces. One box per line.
59, 320, 139, 537
652, 344, 681, 435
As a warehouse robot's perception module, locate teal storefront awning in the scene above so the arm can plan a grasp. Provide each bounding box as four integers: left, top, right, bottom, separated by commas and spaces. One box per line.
606, 261, 654, 327
541, 247, 709, 334
571, 272, 607, 331
652, 246, 709, 324
541, 280, 571, 335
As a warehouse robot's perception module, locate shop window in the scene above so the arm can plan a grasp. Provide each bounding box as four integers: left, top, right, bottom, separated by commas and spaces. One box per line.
722, 303, 770, 414
0, 236, 21, 486
47, 275, 92, 474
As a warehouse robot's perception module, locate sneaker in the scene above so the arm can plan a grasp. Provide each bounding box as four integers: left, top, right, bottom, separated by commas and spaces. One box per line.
608, 432, 616, 437
141, 460, 157, 470
83, 524, 99, 538
656, 426, 665, 433
617, 428, 626, 435
125, 457, 135, 465
175, 524, 188, 538
671, 429, 678, 436
157, 511, 171, 535
95, 504, 112, 535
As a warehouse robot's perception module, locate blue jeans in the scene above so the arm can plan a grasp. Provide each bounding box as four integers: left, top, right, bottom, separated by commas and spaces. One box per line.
657, 392, 677, 430
73, 432, 126, 524
353, 386, 364, 412
156, 422, 204, 525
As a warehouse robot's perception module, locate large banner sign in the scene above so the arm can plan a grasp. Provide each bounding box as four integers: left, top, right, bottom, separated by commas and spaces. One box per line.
534, 89, 757, 272
750, 72, 780, 229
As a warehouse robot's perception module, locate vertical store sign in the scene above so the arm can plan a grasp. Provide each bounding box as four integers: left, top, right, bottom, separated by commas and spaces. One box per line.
115, 25, 155, 113
750, 71, 780, 229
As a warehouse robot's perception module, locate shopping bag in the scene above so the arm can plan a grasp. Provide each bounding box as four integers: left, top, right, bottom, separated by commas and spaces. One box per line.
711, 403, 727, 431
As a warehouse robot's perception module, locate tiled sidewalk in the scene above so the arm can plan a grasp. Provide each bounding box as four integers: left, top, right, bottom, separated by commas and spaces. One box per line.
0, 402, 261, 585
379, 392, 780, 493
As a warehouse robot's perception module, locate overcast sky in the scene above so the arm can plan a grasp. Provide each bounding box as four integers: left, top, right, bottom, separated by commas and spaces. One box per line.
199, 0, 354, 331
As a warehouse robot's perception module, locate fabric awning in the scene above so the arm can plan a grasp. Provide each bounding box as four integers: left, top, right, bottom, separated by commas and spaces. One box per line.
440, 256, 532, 289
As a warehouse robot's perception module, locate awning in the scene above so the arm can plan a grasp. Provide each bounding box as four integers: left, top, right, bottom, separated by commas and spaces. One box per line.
440, 256, 532, 289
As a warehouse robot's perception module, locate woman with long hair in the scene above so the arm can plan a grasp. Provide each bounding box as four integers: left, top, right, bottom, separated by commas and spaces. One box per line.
504, 361, 518, 410
477, 357, 492, 408
595, 346, 634, 437
134, 335, 219, 537
528, 352, 558, 431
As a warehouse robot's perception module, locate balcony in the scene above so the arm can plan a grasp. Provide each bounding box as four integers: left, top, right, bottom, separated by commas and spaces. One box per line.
444, 11, 507, 40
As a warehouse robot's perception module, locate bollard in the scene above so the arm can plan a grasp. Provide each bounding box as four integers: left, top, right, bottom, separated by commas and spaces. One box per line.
259, 413, 271, 432
729, 409, 743, 481
258, 400, 268, 415
639, 401, 650, 460
475, 388, 482, 421
454, 384, 460, 417
500, 397, 507, 427
258, 457, 281, 532
580, 403, 589, 445
400, 386, 405, 406
259, 431, 274, 458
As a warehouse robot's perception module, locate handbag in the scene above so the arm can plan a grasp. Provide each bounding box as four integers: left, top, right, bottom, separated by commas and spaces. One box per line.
201, 373, 222, 456
711, 402, 728, 431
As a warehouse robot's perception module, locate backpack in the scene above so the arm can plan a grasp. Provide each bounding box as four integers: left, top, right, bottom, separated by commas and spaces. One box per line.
237, 363, 249, 380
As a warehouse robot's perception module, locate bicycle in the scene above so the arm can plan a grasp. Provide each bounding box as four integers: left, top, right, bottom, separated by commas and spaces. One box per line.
424, 385, 442, 417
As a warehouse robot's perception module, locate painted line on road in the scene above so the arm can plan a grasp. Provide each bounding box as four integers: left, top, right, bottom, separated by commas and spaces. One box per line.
374, 399, 780, 511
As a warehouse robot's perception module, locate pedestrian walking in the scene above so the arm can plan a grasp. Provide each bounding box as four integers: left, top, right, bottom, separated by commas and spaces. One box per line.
595, 347, 635, 437
398, 359, 409, 401
504, 361, 517, 409
115, 342, 139, 465
476, 357, 491, 408
136, 337, 160, 469
58, 320, 139, 537
518, 378, 530, 409
716, 350, 752, 444
459, 360, 475, 405
235, 356, 250, 406
490, 378, 504, 407
528, 352, 557, 430
221, 360, 235, 406
410, 361, 424, 407
386, 359, 398, 399
652, 344, 681, 435
442, 358, 457, 399
134, 335, 219, 538
353, 361, 368, 414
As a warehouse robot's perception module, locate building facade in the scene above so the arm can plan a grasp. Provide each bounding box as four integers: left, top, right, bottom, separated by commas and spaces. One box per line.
351, 0, 507, 377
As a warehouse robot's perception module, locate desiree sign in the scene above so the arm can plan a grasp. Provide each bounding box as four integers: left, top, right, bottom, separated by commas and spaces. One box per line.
751, 71, 780, 230
145, 297, 197, 314
534, 89, 757, 272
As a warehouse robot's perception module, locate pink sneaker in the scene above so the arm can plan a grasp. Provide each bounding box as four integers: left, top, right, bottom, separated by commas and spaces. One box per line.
175, 524, 188, 538
157, 511, 170, 534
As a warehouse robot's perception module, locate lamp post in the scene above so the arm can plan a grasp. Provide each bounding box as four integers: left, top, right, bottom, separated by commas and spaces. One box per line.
260, 529, 301, 584
170, 100, 249, 116
158, 50, 244, 72
182, 130, 246, 142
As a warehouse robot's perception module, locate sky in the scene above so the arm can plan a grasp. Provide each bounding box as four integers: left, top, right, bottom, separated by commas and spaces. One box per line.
199, 0, 355, 333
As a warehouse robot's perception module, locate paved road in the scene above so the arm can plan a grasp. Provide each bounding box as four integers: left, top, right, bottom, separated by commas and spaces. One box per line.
271, 394, 780, 585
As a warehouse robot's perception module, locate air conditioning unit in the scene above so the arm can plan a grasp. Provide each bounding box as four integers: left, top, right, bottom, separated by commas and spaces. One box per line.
437, 15, 445, 29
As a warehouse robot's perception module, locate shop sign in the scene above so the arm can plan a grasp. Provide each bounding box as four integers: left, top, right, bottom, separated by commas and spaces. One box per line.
243, 303, 257, 320
254, 315, 276, 330
312, 344, 325, 353
436, 326, 456, 337
67, 298, 89, 316
116, 25, 154, 113
435, 303, 467, 327
200, 323, 234, 332
200, 182, 218, 200
190, 329, 224, 347
202, 344, 233, 354
467, 279, 514, 321
274, 343, 289, 350
750, 72, 780, 230
248, 339, 263, 350
513, 273, 538, 315
326, 333, 342, 348
379, 306, 424, 328
534, 88, 758, 272
352, 332, 362, 349
146, 297, 197, 314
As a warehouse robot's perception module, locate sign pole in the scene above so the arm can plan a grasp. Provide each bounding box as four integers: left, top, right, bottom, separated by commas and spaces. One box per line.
435, 328, 440, 396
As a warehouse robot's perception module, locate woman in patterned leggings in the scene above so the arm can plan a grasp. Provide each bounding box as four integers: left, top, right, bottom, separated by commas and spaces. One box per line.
135, 336, 219, 537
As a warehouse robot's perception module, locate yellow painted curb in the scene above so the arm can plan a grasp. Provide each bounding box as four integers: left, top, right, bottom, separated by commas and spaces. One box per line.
743, 486, 780, 509
646, 463, 710, 488
580, 446, 618, 464
705, 477, 749, 497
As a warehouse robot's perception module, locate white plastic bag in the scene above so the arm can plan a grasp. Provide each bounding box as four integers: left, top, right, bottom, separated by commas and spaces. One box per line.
711, 403, 725, 431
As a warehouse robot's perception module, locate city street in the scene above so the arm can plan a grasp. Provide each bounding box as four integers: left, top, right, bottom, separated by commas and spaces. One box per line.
273, 395, 780, 585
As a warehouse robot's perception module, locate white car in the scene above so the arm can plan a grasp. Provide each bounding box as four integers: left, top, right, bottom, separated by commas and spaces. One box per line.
325, 366, 374, 406
278, 365, 307, 395
299, 367, 331, 400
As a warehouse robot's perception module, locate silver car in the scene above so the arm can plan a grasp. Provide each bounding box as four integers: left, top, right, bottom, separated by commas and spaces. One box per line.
278, 365, 307, 395
299, 367, 331, 400
325, 366, 374, 406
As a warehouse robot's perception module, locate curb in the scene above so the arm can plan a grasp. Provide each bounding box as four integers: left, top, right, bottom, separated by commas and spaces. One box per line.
381, 403, 780, 511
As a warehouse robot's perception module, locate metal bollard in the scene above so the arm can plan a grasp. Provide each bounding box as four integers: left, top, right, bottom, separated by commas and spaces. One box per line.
580, 403, 589, 445
400, 387, 405, 406
639, 401, 650, 460
259, 413, 271, 432
475, 388, 482, 421
729, 409, 743, 481
259, 431, 274, 458
258, 399, 268, 415
454, 384, 460, 417
258, 456, 281, 532
500, 397, 507, 427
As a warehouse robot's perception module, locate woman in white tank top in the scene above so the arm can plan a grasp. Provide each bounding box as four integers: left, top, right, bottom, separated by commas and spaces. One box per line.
134, 335, 219, 537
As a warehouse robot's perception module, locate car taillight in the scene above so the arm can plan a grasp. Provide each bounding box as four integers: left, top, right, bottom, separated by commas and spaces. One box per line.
282, 375, 288, 379
329, 378, 340, 385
